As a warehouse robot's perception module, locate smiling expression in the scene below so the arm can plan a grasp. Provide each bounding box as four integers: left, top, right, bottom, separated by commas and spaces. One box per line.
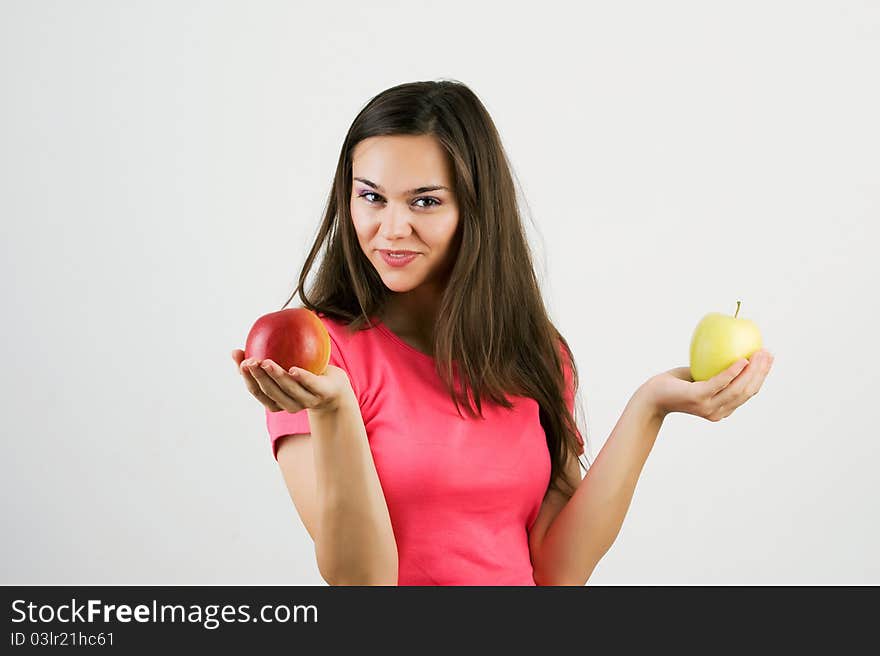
350, 134, 461, 292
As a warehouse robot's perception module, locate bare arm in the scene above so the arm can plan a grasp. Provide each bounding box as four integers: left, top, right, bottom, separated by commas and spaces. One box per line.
235, 350, 398, 586
530, 351, 773, 585
531, 383, 664, 585
307, 396, 398, 585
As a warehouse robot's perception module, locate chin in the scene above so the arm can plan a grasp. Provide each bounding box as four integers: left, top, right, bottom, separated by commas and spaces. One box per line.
381, 276, 420, 293
374, 257, 425, 292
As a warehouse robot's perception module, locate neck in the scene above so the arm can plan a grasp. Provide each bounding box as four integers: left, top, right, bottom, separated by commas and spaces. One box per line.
380, 286, 442, 344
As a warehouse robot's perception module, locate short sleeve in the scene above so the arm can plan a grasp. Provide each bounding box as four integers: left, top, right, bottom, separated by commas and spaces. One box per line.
560, 341, 585, 456
265, 328, 354, 461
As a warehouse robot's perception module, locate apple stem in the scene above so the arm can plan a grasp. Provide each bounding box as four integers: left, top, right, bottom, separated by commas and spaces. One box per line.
735, 300, 741, 318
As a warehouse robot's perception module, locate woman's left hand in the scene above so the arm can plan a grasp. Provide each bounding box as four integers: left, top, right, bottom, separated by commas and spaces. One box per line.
644, 349, 775, 421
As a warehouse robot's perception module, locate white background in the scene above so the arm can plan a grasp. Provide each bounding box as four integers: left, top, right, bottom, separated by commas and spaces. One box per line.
2, 0, 877, 585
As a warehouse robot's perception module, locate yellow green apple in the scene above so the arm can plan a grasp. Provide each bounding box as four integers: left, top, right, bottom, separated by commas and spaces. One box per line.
689, 301, 763, 381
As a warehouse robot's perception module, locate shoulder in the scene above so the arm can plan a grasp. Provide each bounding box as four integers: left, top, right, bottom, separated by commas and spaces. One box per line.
314, 312, 375, 353
312, 311, 385, 382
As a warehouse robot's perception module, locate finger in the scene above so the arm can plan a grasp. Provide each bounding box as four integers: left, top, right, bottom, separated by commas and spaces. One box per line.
259, 360, 321, 407
232, 349, 245, 368
713, 353, 763, 408
284, 364, 333, 399
712, 351, 771, 417
249, 360, 297, 407
251, 360, 321, 412
240, 366, 283, 412
705, 358, 750, 396
743, 351, 773, 398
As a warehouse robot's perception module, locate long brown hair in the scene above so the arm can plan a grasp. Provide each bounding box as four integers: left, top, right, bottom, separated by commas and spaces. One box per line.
280, 79, 593, 498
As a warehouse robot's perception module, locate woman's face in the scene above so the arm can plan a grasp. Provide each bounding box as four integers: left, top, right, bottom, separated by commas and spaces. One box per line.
350, 134, 460, 293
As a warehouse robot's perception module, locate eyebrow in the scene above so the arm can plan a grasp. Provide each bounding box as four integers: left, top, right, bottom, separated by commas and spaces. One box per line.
353, 177, 451, 195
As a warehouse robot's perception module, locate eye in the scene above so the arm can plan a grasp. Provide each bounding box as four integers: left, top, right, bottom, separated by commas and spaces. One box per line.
359, 192, 382, 204
358, 192, 441, 208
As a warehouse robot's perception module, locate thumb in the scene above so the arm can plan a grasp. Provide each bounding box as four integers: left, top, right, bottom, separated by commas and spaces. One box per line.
711, 358, 749, 394
288, 365, 328, 396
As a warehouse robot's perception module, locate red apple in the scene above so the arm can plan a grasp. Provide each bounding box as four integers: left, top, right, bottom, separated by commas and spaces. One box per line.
244, 308, 331, 375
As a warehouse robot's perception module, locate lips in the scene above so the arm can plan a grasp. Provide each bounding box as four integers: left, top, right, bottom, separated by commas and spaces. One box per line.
379, 249, 419, 255
379, 250, 420, 267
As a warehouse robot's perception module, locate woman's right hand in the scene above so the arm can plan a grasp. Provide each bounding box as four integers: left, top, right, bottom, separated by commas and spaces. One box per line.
232, 349, 355, 415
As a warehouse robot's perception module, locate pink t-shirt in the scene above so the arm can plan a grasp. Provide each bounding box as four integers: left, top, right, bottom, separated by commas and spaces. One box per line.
265, 312, 583, 586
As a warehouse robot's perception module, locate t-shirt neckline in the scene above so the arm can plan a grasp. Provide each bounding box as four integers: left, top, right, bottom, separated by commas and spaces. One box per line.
371, 316, 435, 361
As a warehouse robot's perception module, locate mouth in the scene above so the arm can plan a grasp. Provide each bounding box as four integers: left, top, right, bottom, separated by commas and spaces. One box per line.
379, 250, 420, 267
379, 249, 420, 256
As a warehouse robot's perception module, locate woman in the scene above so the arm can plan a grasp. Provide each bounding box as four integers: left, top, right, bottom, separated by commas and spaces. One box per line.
231, 79, 774, 586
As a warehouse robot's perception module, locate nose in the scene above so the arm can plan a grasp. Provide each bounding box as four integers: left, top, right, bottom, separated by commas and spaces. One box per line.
378, 204, 414, 241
